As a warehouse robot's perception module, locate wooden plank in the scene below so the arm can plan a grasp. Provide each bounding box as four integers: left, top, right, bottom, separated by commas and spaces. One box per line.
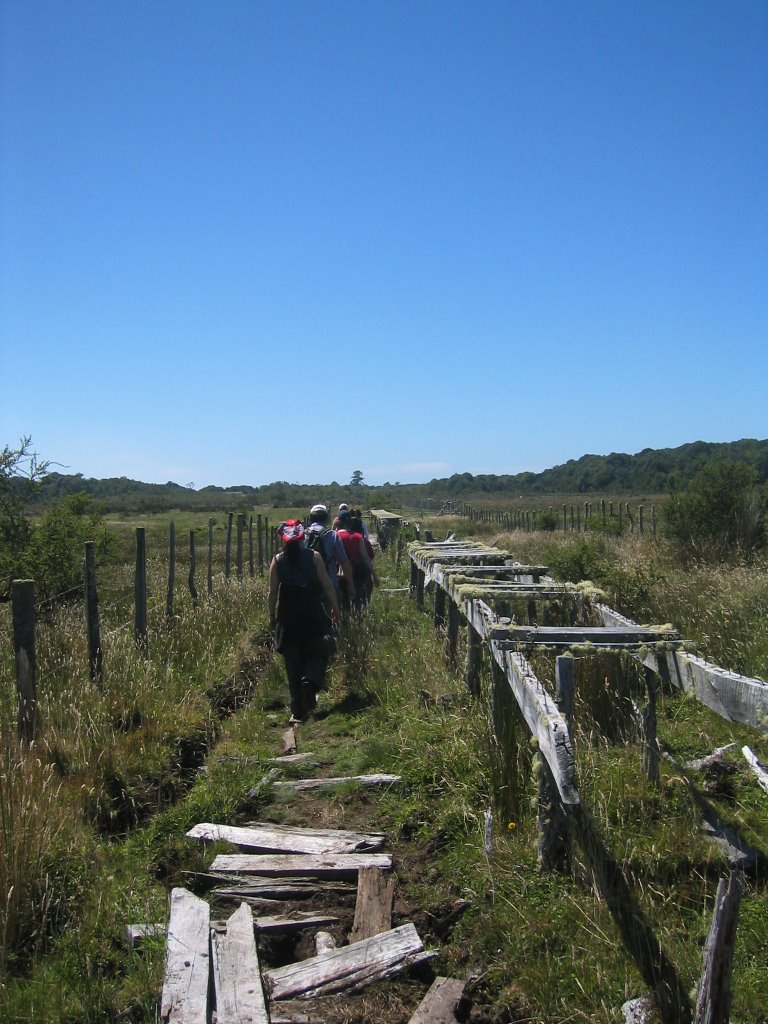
349, 866, 395, 942
187, 821, 385, 854
265, 922, 434, 1000
212, 902, 269, 1023
282, 726, 297, 755
210, 853, 392, 878
125, 923, 164, 947
160, 887, 210, 1024
597, 604, 768, 733
492, 625, 679, 643
266, 753, 318, 765
253, 911, 339, 933
272, 774, 400, 790
407, 977, 467, 1023
212, 876, 354, 901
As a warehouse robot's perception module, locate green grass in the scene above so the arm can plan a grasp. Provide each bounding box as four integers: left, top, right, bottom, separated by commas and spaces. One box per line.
0, 516, 767, 1022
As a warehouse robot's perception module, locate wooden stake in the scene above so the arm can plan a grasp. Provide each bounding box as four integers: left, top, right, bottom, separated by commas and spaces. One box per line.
12, 580, 37, 744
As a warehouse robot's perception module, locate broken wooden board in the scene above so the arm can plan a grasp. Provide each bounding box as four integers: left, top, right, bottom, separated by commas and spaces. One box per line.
187, 821, 385, 854
212, 902, 269, 1024
407, 976, 467, 1023
272, 774, 400, 791
253, 911, 340, 933
211, 876, 355, 901
742, 746, 768, 795
282, 726, 297, 755
265, 922, 434, 1000
210, 852, 392, 879
349, 866, 394, 942
493, 625, 679, 644
125, 923, 165, 947
160, 887, 210, 1024
266, 753, 318, 765
597, 603, 768, 733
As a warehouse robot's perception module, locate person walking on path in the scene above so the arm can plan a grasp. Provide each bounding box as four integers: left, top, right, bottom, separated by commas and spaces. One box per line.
268, 520, 340, 724
336, 510, 378, 611
305, 503, 356, 608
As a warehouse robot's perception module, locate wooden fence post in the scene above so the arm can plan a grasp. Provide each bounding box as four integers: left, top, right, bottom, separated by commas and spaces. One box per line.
84, 542, 103, 685
416, 567, 425, 609
465, 622, 482, 697
189, 529, 198, 608
12, 580, 37, 744
207, 518, 213, 597
446, 600, 459, 669
434, 585, 446, 630
538, 655, 574, 872
639, 505, 644, 536
642, 666, 660, 785
236, 513, 244, 580
248, 516, 254, 578
225, 512, 233, 580
135, 527, 148, 654
694, 872, 743, 1024
166, 521, 175, 623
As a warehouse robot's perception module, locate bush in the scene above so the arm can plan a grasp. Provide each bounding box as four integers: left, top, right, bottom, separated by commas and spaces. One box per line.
28, 494, 114, 601
662, 461, 766, 563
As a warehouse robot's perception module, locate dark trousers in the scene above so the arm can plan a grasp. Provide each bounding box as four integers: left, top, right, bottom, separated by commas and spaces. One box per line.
280, 634, 328, 718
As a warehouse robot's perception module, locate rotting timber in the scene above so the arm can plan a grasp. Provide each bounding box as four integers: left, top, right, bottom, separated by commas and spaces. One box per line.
408, 537, 768, 1024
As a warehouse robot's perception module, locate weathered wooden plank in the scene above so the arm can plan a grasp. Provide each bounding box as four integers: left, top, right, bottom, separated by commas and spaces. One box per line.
694, 872, 743, 1024
266, 753, 318, 765
493, 625, 679, 643
212, 902, 269, 1023
272, 774, 400, 790
212, 876, 354, 901
160, 887, 210, 1024
265, 922, 434, 1000
742, 746, 768, 795
125, 923, 165, 947
210, 853, 392, 878
253, 911, 339, 933
349, 866, 395, 942
187, 821, 385, 854
597, 604, 768, 733
407, 976, 467, 1023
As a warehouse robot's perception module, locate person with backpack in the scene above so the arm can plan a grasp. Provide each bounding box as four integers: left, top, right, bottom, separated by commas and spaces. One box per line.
268, 519, 340, 724
337, 511, 378, 610
305, 504, 356, 608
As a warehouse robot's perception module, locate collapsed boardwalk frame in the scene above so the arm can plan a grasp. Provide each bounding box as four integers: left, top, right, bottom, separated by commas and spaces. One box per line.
408, 539, 761, 1024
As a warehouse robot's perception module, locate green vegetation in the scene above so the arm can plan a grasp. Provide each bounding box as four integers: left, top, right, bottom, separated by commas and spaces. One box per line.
0, 509, 766, 1022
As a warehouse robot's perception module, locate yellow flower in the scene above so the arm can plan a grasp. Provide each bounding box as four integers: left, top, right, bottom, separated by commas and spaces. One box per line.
507, 821, 517, 830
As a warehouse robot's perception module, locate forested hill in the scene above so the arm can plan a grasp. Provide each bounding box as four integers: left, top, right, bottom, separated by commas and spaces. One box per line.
26, 438, 768, 512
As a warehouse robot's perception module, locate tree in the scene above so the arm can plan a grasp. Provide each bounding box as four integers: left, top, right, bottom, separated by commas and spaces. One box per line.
350, 469, 364, 487
0, 437, 49, 596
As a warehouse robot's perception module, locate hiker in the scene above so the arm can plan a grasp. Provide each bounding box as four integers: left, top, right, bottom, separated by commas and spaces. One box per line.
305, 503, 356, 607
337, 510, 378, 610
334, 502, 369, 539
268, 520, 340, 724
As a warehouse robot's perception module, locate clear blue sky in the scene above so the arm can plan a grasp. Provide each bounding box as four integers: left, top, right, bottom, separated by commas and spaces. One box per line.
2, 1, 766, 487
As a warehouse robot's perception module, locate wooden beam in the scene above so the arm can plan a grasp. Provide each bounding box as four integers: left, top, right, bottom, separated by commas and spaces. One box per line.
407, 977, 467, 1023
186, 822, 385, 854
212, 902, 269, 1024
349, 866, 394, 942
209, 853, 392, 878
160, 888, 210, 1024
272, 773, 400, 790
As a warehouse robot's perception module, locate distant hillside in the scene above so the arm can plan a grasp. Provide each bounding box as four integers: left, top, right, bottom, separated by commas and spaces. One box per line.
25, 438, 768, 512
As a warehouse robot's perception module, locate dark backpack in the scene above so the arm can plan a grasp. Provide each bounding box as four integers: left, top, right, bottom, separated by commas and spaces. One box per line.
305, 527, 331, 569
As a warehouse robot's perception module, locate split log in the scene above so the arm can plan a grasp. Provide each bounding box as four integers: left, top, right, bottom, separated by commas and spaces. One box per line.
187, 821, 385, 854
349, 866, 395, 942
694, 872, 743, 1024
271, 774, 401, 791
210, 853, 392, 879
407, 976, 467, 1023
160, 888, 210, 1024
212, 902, 269, 1023
265, 922, 434, 1000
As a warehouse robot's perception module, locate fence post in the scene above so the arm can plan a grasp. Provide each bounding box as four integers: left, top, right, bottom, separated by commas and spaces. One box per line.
538, 655, 574, 872
257, 513, 264, 575
642, 666, 660, 785
465, 622, 482, 697
639, 504, 644, 536
225, 512, 233, 579
84, 542, 103, 685
446, 600, 459, 669
695, 872, 743, 1024
651, 504, 657, 539
207, 518, 213, 597
434, 584, 446, 630
166, 521, 176, 623
12, 580, 37, 744
248, 515, 254, 578
189, 529, 198, 608
135, 527, 148, 654
236, 513, 244, 580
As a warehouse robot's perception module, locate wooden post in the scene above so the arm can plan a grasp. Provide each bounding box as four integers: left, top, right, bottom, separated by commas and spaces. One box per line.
396, 532, 403, 569
642, 666, 659, 785
416, 567, 425, 609
166, 521, 176, 623
84, 542, 102, 685
446, 600, 459, 669
257, 514, 264, 575
207, 518, 213, 597
188, 530, 198, 608
434, 585, 446, 630
601, 499, 606, 525
225, 512, 233, 579
538, 655, 574, 872
264, 517, 270, 562
12, 580, 37, 744
577, 505, 581, 532
135, 528, 148, 655
562, 504, 567, 532
651, 505, 657, 539
248, 516, 254, 578
639, 505, 644, 536
618, 503, 623, 531
236, 513, 244, 580
694, 872, 743, 1024
465, 622, 482, 697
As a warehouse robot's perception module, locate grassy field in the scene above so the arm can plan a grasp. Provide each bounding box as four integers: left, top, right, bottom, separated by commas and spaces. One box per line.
0, 510, 766, 1022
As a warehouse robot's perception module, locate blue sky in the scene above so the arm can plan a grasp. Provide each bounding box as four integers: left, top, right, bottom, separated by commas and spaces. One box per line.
1, 1, 766, 488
